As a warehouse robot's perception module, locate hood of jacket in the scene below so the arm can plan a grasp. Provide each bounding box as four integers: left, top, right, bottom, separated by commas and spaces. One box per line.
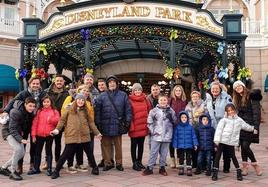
250, 89, 262, 101
198, 113, 212, 129
178, 111, 190, 126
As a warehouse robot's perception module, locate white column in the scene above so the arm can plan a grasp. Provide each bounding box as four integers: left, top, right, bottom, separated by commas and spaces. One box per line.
261, 0, 265, 33
25, 0, 30, 18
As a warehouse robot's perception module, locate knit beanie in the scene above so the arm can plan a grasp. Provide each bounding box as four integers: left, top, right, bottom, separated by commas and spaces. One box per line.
132, 83, 142, 91
233, 80, 245, 90
106, 75, 119, 84
75, 93, 86, 100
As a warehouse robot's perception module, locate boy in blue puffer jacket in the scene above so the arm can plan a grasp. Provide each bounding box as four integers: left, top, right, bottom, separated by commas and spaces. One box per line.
172, 111, 198, 176
194, 114, 215, 176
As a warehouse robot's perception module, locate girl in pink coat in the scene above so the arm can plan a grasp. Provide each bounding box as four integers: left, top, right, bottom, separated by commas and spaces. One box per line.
28, 95, 60, 176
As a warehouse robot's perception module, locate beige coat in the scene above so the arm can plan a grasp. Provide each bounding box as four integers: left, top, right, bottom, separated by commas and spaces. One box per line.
56, 106, 99, 144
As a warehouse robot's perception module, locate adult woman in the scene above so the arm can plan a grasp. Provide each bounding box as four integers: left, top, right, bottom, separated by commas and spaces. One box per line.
185, 91, 207, 169
233, 80, 263, 176
168, 85, 187, 168
128, 83, 150, 171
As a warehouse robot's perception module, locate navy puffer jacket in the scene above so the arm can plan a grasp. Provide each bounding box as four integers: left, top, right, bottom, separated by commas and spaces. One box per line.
172, 111, 198, 149
95, 89, 132, 136
196, 114, 215, 151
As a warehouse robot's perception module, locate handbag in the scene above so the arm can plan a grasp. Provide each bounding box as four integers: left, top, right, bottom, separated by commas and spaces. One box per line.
106, 92, 130, 134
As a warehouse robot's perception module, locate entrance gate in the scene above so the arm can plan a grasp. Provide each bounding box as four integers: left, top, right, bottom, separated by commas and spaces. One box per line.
17, 0, 247, 93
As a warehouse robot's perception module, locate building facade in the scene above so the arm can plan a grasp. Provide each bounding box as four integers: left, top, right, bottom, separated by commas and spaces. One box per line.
0, 0, 268, 112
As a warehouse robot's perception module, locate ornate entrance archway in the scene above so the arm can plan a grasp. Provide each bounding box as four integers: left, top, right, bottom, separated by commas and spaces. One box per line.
18, 0, 247, 93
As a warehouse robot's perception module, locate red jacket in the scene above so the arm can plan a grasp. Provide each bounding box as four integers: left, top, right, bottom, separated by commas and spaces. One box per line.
128, 93, 150, 138
31, 107, 60, 139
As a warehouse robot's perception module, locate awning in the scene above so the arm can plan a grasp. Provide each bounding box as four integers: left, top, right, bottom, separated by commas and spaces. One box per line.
0, 64, 19, 92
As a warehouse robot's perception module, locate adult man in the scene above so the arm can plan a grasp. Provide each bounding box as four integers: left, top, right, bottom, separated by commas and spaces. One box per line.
205, 81, 232, 173
146, 84, 160, 109
0, 97, 36, 180
95, 75, 132, 171
1, 77, 46, 174
97, 78, 107, 93
45, 74, 69, 167
83, 73, 99, 105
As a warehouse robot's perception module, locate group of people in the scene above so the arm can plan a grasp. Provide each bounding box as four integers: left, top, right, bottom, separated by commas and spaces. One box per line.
0, 73, 263, 182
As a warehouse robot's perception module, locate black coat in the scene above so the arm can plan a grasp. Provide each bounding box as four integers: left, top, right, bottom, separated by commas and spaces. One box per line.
238, 89, 262, 143
4, 89, 46, 113
8, 101, 34, 143
45, 83, 69, 114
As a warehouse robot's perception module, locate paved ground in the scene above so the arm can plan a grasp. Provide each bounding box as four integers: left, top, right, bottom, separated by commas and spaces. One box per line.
0, 120, 268, 187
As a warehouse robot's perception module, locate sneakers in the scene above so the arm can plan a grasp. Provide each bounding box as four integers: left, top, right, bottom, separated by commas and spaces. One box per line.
116, 164, 124, 171
27, 168, 41, 175
51, 171, 60, 179
66, 166, 78, 174
47, 169, 52, 176
159, 166, 168, 176
91, 167, 99, 175
9, 171, 23, 181
142, 167, 153, 176
211, 168, 218, 181
75, 164, 88, 172
0, 167, 11, 176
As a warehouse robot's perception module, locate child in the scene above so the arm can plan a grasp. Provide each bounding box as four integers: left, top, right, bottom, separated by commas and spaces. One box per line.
50, 93, 102, 179
195, 114, 215, 176
212, 103, 257, 181
28, 95, 60, 176
172, 111, 198, 176
0, 97, 36, 181
142, 94, 176, 176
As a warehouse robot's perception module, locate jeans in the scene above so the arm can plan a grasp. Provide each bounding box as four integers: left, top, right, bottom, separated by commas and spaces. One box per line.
148, 140, 169, 169
2, 135, 25, 172
178, 149, 192, 167
197, 150, 212, 170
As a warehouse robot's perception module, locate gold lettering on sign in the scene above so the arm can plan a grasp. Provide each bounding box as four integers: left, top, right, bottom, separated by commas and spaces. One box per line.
196, 16, 221, 34
155, 7, 193, 23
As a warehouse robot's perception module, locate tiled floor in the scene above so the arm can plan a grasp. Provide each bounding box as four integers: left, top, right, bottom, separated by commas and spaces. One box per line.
0, 120, 268, 187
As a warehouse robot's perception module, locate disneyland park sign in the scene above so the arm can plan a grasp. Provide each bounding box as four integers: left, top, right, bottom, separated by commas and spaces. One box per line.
39, 2, 223, 39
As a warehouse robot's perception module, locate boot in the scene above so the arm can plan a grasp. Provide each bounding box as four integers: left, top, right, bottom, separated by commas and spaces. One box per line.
9, 171, 23, 181
132, 161, 141, 171
206, 168, 211, 176
241, 162, 249, 176
51, 170, 60, 179
170, 157, 176, 168
137, 160, 146, 169
47, 156, 52, 176
159, 166, 168, 176
211, 168, 218, 181
142, 166, 153, 176
91, 167, 99, 175
16, 163, 23, 175
194, 167, 201, 175
178, 166, 184, 175
237, 169, 243, 181
251, 162, 263, 176
186, 166, 192, 176
41, 162, 48, 170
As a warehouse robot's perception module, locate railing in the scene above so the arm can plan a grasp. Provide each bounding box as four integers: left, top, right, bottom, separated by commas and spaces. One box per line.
0, 18, 22, 36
